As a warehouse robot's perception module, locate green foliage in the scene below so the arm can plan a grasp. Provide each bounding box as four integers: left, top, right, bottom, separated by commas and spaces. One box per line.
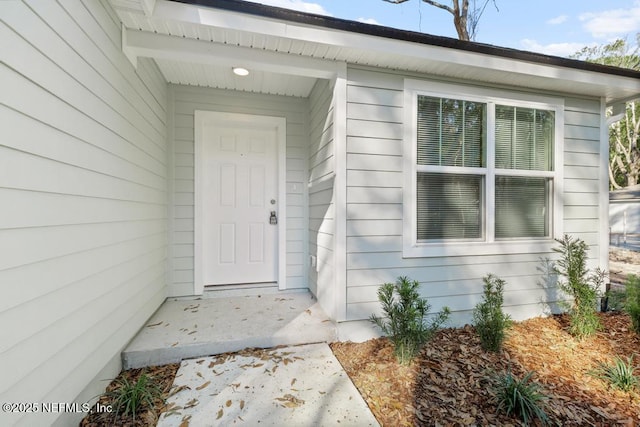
590, 356, 639, 392
626, 275, 640, 334
473, 274, 511, 352
105, 373, 162, 419
491, 370, 549, 425
571, 35, 640, 189
553, 235, 604, 339
605, 288, 627, 312
370, 276, 450, 365
571, 35, 640, 70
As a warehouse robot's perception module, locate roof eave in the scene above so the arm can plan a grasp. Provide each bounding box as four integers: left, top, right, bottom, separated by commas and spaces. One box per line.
174, 0, 640, 80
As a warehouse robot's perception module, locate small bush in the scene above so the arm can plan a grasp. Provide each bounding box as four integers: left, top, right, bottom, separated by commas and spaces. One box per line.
626, 275, 640, 334
553, 234, 604, 339
370, 276, 450, 365
590, 355, 639, 392
604, 288, 627, 312
473, 274, 512, 352
105, 373, 162, 419
491, 370, 549, 425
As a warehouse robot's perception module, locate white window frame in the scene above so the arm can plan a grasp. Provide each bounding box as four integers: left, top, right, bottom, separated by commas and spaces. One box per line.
403, 79, 564, 257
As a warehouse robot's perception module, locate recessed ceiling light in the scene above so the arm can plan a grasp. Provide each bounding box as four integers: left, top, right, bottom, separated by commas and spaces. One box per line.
233, 67, 250, 76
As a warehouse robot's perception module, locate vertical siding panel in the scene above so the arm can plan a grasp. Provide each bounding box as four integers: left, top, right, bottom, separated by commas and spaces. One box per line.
0, 1, 168, 425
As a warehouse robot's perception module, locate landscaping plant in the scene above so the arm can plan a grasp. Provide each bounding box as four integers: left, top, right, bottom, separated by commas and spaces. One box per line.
105, 372, 162, 419
590, 355, 639, 392
625, 274, 640, 334
491, 370, 549, 425
370, 276, 450, 365
473, 274, 512, 352
604, 288, 627, 312
553, 234, 604, 339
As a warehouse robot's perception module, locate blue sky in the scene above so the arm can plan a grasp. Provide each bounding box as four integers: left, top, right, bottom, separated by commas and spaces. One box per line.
247, 0, 640, 57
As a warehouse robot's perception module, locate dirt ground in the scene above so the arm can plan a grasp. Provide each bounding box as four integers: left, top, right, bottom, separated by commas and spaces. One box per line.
610, 246, 640, 284
331, 313, 640, 426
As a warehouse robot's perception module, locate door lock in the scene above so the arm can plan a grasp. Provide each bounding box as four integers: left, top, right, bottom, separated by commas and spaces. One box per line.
269, 211, 278, 225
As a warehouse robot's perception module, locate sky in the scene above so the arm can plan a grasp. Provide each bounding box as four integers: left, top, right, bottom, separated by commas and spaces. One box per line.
245, 0, 640, 58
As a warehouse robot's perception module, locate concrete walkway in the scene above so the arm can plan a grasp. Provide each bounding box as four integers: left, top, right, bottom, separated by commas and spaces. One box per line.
156, 343, 379, 427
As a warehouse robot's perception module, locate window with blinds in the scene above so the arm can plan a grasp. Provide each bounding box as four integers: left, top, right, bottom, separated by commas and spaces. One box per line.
495, 106, 554, 171
495, 176, 550, 238
417, 173, 483, 240
414, 94, 555, 242
417, 96, 486, 167
416, 96, 486, 241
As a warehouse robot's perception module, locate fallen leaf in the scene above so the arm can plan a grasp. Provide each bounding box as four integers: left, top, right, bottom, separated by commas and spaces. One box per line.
216, 408, 223, 419
184, 399, 199, 409
196, 381, 210, 390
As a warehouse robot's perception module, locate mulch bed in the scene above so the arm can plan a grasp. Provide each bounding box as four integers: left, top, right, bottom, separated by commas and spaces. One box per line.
80, 363, 179, 427
331, 312, 640, 426
82, 250, 639, 426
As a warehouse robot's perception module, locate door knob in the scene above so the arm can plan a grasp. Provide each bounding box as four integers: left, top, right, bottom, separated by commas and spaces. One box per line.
269, 211, 278, 225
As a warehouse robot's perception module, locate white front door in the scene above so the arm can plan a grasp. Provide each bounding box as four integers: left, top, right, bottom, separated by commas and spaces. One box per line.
199, 119, 279, 286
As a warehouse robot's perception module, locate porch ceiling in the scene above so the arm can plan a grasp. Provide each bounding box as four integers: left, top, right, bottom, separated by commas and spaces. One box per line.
109, 0, 640, 103
154, 58, 317, 97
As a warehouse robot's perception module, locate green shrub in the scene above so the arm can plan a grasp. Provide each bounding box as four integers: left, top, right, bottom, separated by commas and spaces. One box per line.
553, 234, 604, 339
590, 355, 639, 392
491, 370, 549, 425
626, 275, 640, 334
604, 288, 627, 312
370, 276, 450, 365
473, 274, 512, 352
105, 372, 162, 419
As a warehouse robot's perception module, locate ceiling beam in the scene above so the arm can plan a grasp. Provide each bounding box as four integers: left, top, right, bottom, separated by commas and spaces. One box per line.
123, 28, 341, 79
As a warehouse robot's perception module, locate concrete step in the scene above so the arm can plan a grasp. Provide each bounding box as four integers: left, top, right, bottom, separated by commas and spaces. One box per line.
122, 291, 337, 369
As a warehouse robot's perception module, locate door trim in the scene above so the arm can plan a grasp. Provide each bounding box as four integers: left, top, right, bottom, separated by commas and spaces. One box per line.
194, 111, 287, 294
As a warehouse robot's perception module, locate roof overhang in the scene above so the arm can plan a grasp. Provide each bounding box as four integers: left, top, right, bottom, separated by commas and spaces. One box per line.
110, 0, 640, 103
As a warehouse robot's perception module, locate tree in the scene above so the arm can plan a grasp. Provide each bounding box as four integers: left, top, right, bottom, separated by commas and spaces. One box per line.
572, 36, 640, 189
382, 0, 498, 41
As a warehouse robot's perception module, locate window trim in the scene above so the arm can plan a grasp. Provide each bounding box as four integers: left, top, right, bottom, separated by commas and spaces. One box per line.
403, 79, 564, 257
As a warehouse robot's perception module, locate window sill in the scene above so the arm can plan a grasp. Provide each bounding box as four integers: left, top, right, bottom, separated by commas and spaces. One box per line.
402, 239, 557, 258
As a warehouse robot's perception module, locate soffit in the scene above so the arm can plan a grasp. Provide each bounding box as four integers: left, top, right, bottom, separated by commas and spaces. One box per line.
109, 0, 640, 103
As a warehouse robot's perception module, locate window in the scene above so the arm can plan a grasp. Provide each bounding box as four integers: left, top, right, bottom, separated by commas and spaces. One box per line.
416, 96, 487, 241
403, 80, 563, 257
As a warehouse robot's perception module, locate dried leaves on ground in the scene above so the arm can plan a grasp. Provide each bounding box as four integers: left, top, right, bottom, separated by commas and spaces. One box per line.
80, 363, 179, 427
331, 313, 640, 426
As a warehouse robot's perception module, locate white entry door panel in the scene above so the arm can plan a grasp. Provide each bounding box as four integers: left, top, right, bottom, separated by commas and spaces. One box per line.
201, 124, 278, 285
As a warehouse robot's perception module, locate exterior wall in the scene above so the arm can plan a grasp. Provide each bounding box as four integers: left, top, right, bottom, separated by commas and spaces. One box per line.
168, 85, 309, 296
610, 186, 640, 238
308, 79, 336, 311
344, 67, 604, 324
1, 1, 168, 425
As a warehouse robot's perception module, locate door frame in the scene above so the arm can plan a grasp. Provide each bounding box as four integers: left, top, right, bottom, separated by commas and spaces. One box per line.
194, 110, 287, 295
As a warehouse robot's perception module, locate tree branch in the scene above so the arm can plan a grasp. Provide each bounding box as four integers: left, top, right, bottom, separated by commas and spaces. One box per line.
421, 0, 455, 15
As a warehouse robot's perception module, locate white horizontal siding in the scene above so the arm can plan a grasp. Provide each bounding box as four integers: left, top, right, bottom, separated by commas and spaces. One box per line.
0, 1, 168, 426
169, 85, 309, 295
308, 79, 335, 302
344, 66, 604, 322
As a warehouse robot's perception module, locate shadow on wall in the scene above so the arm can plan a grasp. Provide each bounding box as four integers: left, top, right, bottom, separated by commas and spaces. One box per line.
536, 257, 562, 316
